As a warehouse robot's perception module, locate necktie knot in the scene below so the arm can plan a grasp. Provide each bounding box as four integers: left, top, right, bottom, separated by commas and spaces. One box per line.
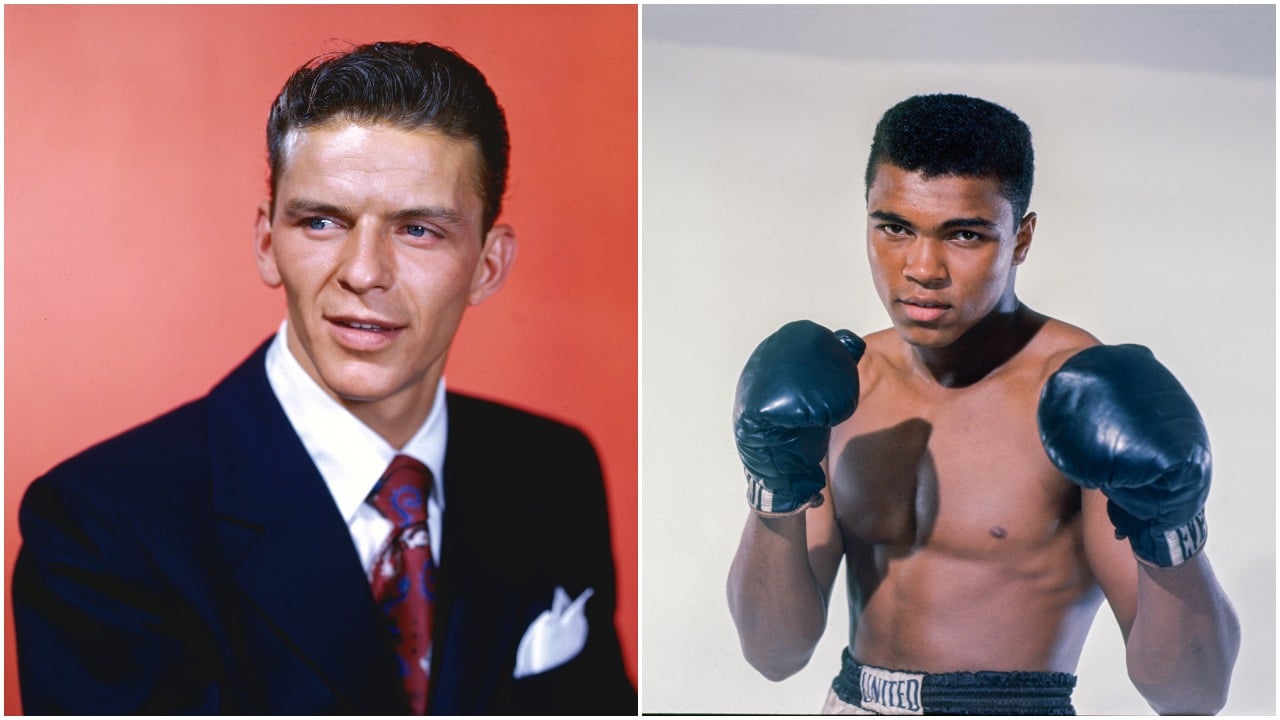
370, 454, 432, 530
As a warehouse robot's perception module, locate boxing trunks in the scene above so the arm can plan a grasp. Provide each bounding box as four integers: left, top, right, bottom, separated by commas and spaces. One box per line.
823, 649, 1076, 715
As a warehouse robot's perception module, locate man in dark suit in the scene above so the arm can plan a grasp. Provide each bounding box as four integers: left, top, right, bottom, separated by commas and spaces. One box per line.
13, 41, 635, 715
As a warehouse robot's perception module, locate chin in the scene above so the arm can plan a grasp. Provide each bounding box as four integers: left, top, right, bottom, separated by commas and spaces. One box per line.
333, 384, 393, 404
315, 363, 401, 404
893, 323, 958, 350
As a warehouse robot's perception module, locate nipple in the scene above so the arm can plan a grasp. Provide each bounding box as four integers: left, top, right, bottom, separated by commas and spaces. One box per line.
989, 526, 1008, 539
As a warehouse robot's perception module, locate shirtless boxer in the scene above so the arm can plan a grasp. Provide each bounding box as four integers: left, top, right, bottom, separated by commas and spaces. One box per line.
727, 94, 1240, 714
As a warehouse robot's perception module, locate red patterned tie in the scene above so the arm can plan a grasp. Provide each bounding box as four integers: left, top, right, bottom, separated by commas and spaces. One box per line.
369, 454, 436, 714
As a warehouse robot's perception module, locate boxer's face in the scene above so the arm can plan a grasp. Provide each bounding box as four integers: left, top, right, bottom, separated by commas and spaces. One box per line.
866, 163, 1034, 349
255, 121, 513, 436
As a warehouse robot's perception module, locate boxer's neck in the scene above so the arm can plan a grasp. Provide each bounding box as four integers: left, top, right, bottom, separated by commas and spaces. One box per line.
909, 298, 1045, 388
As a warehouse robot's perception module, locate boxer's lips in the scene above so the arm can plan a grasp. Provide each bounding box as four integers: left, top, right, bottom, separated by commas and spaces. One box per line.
898, 297, 951, 323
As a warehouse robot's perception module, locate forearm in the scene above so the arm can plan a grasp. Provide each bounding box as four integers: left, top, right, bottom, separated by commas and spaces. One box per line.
1125, 552, 1240, 714
727, 513, 829, 680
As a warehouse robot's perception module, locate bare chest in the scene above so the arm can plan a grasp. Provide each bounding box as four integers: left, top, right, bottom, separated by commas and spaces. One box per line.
828, 378, 1078, 555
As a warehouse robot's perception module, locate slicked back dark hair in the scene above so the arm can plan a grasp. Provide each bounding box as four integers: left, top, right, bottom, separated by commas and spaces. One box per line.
267, 41, 510, 232
865, 94, 1034, 223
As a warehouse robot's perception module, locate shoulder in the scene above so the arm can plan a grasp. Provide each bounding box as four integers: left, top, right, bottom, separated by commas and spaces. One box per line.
860, 328, 900, 358
28, 337, 272, 504
29, 398, 211, 503
18, 397, 215, 569
1025, 317, 1102, 379
854, 328, 905, 393
447, 392, 594, 447
440, 393, 611, 547
445, 392, 600, 472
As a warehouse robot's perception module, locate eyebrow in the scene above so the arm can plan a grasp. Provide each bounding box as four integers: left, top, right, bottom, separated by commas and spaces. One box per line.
938, 216, 999, 231
386, 206, 465, 228
283, 198, 351, 218
868, 210, 914, 227
868, 209, 999, 231
283, 198, 466, 228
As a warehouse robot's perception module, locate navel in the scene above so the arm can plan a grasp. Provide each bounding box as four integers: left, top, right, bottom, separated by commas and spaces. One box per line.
989, 526, 1008, 539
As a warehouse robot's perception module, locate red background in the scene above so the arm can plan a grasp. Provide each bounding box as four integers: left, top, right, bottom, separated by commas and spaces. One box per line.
3, 5, 638, 713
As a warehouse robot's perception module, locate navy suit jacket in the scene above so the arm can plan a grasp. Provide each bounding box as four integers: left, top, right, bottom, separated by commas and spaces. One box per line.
13, 340, 635, 714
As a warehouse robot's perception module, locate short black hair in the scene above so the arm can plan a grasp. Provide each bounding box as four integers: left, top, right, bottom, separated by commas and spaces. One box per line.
267, 41, 510, 231
865, 94, 1034, 222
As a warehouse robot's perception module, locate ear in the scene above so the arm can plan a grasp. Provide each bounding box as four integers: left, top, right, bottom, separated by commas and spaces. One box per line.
469, 223, 516, 305
254, 199, 283, 287
1012, 212, 1036, 266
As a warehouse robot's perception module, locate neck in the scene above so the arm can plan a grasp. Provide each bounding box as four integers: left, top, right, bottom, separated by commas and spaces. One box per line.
283, 326, 440, 449
909, 296, 1045, 388
341, 393, 435, 450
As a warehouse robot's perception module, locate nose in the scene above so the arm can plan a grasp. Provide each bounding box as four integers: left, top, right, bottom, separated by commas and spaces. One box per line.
337, 224, 395, 293
902, 237, 949, 289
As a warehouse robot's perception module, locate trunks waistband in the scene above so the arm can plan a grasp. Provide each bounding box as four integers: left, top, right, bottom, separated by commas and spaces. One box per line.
831, 648, 1077, 715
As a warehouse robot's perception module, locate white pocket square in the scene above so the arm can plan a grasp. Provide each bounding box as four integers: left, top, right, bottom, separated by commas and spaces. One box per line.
513, 585, 593, 679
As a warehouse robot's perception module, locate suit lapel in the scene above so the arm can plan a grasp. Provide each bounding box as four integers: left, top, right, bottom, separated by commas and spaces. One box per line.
205, 341, 400, 710
429, 392, 503, 713
431, 393, 549, 714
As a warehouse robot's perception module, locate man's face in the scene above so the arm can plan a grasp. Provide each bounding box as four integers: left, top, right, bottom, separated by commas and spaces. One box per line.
255, 122, 513, 428
866, 163, 1034, 349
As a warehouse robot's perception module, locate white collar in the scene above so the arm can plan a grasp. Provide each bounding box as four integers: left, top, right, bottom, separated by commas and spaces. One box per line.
263, 321, 447, 523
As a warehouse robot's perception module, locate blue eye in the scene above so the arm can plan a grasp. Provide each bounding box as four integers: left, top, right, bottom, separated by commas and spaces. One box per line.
406, 225, 427, 238
307, 217, 336, 231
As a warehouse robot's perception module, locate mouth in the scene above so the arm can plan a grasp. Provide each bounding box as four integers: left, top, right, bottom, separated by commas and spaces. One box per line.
327, 314, 405, 331
326, 315, 406, 350
897, 298, 951, 323
335, 320, 399, 332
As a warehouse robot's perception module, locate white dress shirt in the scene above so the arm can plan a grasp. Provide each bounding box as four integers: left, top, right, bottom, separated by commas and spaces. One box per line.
263, 321, 447, 576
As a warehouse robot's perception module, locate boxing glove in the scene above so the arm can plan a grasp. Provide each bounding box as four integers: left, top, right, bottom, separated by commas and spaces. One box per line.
1038, 344, 1210, 567
733, 320, 866, 515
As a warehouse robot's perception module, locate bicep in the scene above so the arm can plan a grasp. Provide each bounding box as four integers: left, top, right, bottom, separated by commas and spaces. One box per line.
1082, 488, 1138, 640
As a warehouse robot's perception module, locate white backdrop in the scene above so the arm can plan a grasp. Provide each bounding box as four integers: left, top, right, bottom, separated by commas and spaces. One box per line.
641, 5, 1275, 715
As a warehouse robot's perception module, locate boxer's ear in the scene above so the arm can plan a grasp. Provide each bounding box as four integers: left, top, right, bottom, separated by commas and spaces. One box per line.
1013, 212, 1036, 266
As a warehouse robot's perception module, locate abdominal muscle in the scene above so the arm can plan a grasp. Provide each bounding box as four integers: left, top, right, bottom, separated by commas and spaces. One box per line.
843, 515, 1106, 675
